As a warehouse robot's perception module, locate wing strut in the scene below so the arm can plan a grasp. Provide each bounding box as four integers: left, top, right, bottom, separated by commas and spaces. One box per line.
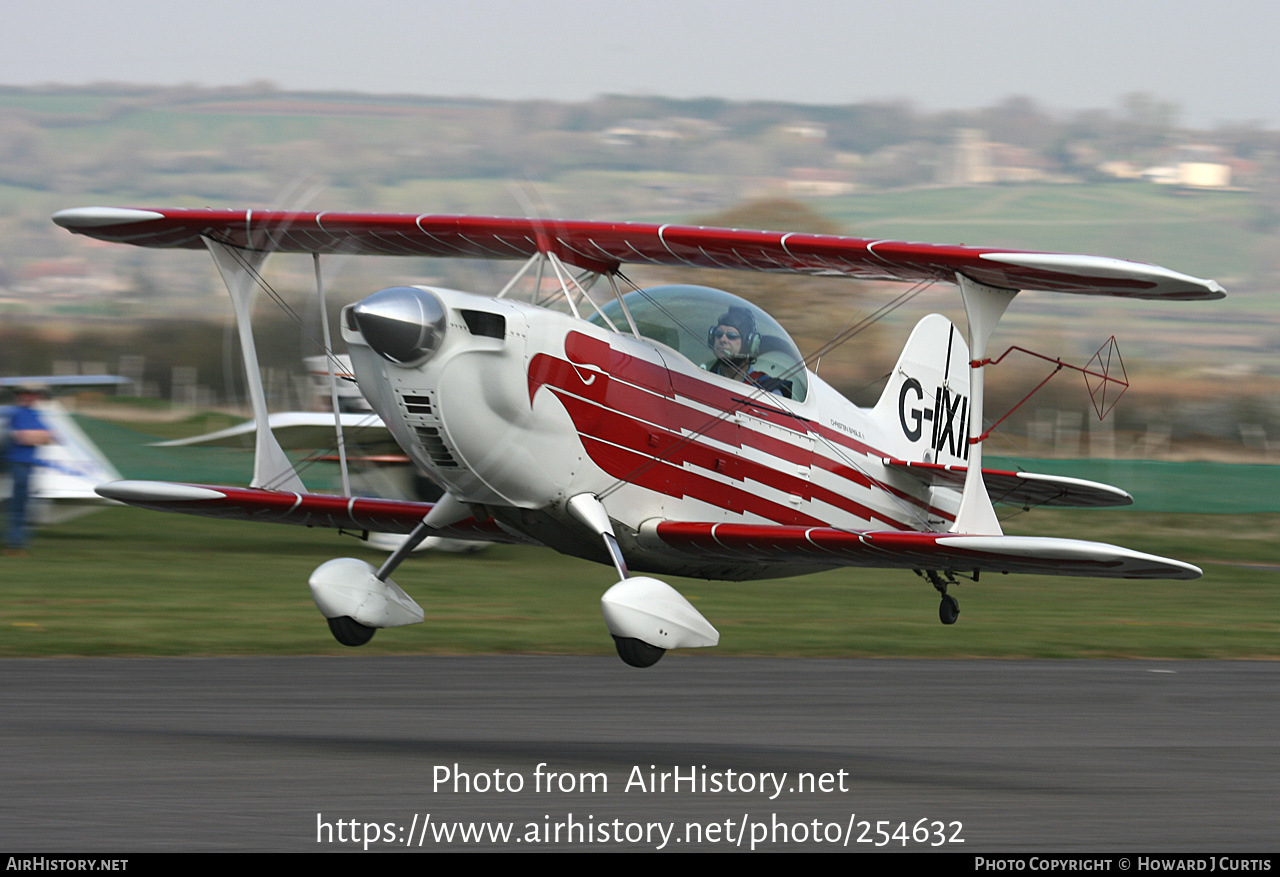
606, 273, 642, 339
951, 274, 1018, 535
546, 251, 620, 331
496, 251, 542, 299
202, 237, 305, 493
313, 252, 350, 496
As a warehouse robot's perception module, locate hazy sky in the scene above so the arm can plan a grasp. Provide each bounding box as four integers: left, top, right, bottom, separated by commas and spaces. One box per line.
4, 0, 1276, 129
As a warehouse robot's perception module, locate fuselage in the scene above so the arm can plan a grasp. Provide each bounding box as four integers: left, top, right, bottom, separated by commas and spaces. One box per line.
342, 284, 964, 579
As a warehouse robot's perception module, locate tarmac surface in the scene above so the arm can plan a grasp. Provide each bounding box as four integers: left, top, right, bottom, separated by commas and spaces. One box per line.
1, 657, 1276, 852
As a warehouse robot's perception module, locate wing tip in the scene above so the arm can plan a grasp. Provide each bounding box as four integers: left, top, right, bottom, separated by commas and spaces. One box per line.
53, 207, 167, 229
940, 534, 1202, 579
95, 480, 226, 502
978, 252, 1225, 300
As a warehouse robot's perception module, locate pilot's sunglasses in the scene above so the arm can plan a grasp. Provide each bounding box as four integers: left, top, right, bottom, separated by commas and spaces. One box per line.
712, 330, 740, 340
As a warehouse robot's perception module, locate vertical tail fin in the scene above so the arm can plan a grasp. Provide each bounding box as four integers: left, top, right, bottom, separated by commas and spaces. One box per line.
870, 314, 971, 465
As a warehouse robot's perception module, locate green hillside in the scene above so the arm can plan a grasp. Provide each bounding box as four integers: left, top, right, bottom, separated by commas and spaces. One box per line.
824, 184, 1259, 284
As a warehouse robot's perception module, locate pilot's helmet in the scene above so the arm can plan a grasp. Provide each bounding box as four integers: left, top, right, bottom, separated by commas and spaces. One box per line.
708, 305, 758, 357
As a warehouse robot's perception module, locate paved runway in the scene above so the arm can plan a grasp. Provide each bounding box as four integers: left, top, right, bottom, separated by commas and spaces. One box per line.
1, 658, 1276, 851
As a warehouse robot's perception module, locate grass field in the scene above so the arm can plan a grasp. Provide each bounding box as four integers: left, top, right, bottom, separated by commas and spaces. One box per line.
2, 506, 1276, 660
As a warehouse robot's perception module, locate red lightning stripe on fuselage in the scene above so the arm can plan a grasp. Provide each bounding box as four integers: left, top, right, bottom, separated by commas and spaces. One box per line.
527, 332, 952, 529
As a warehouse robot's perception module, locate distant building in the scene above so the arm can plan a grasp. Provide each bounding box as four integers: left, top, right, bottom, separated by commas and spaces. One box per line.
783, 167, 856, 197
1097, 160, 1142, 180
941, 128, 993, 185
598, 117, 722, 146
1177, 161, 1231, 189
1141, 144, 1234, 189
939, 128, 1052, 185
599, 120, 683, 146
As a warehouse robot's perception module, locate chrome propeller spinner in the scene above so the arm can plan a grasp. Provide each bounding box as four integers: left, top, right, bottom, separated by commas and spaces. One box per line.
350, 287, 447, 366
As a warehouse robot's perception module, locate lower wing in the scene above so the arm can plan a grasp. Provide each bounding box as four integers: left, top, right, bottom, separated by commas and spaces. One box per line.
94, 480, 521, 544
642, 521, 1200, 580
96, 481, 1197, 579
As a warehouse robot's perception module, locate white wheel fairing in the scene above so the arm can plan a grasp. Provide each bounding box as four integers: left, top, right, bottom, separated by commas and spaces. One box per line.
600, 577, 719, 649
308, 558, 424, 628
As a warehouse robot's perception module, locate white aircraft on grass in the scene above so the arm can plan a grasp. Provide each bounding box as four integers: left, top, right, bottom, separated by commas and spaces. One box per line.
53, 207, 1223, 666
1, 375, 126, 524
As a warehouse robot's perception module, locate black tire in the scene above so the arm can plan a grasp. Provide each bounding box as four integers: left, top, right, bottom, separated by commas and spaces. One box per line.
613, 635, 665, 668
939, 595, 960, 625
328, 615, 376, 646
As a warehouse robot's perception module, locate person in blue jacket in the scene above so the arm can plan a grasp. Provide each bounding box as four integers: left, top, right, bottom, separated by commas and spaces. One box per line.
4, 386, 52, 554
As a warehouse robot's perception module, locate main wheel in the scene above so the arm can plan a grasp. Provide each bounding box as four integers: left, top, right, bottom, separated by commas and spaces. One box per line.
613, 635, 665, 668
939, 594, 960, 625
328, 615, 376, 646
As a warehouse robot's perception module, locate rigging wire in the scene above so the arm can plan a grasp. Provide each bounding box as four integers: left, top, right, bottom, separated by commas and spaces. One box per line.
218, 240, 351, 380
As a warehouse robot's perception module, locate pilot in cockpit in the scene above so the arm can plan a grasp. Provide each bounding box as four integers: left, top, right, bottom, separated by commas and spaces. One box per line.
706, 305, 793, 398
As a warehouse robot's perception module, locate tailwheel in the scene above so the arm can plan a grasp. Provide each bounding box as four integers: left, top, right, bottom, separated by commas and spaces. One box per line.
939, 594, 960, 625
613, 635, 665, 668
328, 615, 376, 647
917, 569, 964, 625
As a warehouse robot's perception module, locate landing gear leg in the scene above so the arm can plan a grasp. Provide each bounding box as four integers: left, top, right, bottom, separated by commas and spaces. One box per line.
567, 494, 718, 666
569, 494, 660, 667
918, 569, 961, 625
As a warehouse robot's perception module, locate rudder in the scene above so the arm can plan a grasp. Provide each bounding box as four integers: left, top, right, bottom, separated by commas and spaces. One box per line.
870, 314, 971, 465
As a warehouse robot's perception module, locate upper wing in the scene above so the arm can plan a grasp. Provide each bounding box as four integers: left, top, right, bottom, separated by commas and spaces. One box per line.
94, 480, 526, 543
642, 520, 1200, 580
884, 459, 1133, 508
52, 207, 1224, 301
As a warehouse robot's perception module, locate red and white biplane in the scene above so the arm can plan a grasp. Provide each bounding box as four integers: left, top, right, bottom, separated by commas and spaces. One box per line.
53, 207, 1224, 666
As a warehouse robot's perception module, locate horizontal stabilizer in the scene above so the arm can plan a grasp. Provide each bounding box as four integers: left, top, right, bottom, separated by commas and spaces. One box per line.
644, 520, 1199, 580
157, 411, 400, 455
884, 459, 1133, 508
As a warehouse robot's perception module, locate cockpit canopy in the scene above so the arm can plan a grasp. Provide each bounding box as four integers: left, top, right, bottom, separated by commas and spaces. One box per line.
593, 285, 808, 402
